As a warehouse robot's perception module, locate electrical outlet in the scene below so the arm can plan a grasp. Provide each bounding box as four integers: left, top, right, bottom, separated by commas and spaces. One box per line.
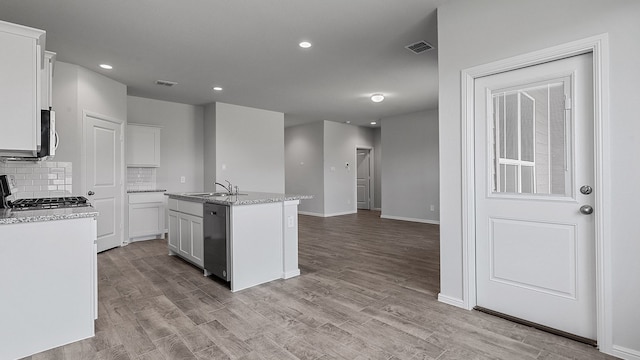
287, 216, 295, 228
180, 176, 186, 183
347, 199, 351, 205
430, 204, 435, 211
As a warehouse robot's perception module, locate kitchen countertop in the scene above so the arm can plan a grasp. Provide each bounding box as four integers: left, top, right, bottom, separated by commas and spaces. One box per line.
0, 207, 99, 225
127, 189, 167, 193
165, 191, 312, 206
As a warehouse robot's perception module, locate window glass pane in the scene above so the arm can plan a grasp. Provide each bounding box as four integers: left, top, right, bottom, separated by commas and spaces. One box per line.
521, 166, 534, 194
549, 84, 566, 195
491, 79, 571, 197
521, 94, 535, 162
505, 93, 518, 160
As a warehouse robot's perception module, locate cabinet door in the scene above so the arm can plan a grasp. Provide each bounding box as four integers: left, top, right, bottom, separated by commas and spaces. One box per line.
0, 30, 39, 154
127, 124, 161, 167
190, 215, 204, 267
178, 215, 192, 258
41, 51, 55, 110
177, 213, 204, 267
168, 211, 179, 252
129, 203, 163, 238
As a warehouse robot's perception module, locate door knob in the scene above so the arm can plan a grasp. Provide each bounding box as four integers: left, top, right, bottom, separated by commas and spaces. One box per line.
580, 185, 593, 195
579, 205, 593, 215
87, 191, 95, 196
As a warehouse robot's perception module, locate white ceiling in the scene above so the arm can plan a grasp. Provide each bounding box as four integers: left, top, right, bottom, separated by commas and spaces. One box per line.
0, 0, 441, 127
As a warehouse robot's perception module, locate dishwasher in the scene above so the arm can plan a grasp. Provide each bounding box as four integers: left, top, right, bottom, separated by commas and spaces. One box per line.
203, 203, 230, 282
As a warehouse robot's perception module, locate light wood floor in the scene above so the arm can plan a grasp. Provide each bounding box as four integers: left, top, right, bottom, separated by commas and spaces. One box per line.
24, 210, 617, 360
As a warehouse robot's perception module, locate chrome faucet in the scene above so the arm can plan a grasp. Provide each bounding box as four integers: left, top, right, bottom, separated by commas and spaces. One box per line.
214, 180, 234, 194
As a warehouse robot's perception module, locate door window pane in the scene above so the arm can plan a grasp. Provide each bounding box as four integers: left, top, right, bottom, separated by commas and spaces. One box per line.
491, 79, 571, 197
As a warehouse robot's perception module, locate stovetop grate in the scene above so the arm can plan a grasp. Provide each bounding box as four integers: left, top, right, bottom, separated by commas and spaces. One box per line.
11, 196, 90, 210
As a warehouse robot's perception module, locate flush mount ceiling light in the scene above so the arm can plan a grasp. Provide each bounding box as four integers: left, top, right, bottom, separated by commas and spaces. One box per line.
99, 64, 113, 70
299, 41, 312, 49
370, 94, 385, 103
212, 86, 223, 91
346, 121, 351, 124
370, 121, 377, 125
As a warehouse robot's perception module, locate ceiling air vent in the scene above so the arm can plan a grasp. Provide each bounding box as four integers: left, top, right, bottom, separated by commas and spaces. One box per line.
155, 80, 178, 87
405, 40, 434, 54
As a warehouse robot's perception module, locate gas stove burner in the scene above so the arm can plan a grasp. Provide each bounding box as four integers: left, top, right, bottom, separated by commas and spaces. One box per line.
10, 196, 90, 211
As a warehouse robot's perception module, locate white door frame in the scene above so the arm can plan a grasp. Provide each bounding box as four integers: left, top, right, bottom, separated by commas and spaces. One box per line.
459, 35, 612, 352
356, 145, 374, 210
81, 110, 126, 249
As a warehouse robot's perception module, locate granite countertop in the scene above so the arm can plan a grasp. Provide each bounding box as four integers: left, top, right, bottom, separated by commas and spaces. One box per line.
0, 206, 99, 225
127, 189, 167, 193
164, 191, 312, 206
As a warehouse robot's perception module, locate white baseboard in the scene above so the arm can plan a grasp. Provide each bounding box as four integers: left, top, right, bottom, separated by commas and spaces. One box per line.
372, 207, 382, 211
438, 293, 466, 308
298, 210, 357, 217
298, 211, 324, 217
283, 269, 301, 279
381, 215, 440, 225
611, 345, 640, 360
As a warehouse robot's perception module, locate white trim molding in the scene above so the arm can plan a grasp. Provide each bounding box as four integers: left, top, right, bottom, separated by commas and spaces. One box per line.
612, 345, 640, 360
457, 34, 612, 355
298, 210, 358, 218
437, 293, 465, 308
380, 215, 439, 225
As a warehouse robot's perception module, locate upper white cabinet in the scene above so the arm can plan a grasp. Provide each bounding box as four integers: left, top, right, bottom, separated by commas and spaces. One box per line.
0, 20, 46, 157
41, 51, 56, 110
127, 124, 161, 167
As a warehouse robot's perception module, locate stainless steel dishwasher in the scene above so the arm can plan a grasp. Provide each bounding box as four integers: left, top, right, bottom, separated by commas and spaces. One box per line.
203, 203, 230, 282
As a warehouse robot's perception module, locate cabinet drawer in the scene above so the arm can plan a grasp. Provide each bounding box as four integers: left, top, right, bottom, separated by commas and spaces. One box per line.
168, 199, 203, 217
178, 201, 203, 217
129, 192, 165, 204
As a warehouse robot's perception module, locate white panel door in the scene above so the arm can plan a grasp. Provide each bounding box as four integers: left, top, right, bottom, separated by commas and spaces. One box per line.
357, 149, 371, 210
475, 54, 595, 340
85, 113, 123, 252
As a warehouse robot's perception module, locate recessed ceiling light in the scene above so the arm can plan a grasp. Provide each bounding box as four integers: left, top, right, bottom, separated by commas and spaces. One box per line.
346, 121, 351, 124
299, 41, 312, 49
370, 121, 377, 125
99, 64, 113, 70
212, 86, 223, 91
370, 94, 385, 103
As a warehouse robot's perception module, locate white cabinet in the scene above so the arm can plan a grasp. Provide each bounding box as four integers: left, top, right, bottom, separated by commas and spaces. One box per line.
41, 51, 56, 110
0, 217, 97, 359
0, 20, 46, 157
127, 124, 161, 167
168, 198, 204, 267
128, 192, 165, 241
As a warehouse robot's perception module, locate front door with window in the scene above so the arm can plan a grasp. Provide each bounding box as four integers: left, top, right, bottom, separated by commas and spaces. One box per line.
474, 53, 596, 340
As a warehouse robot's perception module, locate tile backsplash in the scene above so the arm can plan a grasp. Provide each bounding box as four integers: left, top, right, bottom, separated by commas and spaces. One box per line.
127, 167, 157, 191
0, 161, 73, 199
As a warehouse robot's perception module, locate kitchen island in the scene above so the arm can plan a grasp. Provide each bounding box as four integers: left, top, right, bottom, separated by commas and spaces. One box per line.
165, 191, 310, 292
0, 207, 98, 360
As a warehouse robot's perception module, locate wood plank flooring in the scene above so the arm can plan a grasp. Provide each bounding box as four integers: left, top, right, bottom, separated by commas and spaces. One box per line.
23, 210, 617, 360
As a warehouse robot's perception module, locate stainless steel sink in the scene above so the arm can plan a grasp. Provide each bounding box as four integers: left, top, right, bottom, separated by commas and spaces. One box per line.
184, 192, 247, 197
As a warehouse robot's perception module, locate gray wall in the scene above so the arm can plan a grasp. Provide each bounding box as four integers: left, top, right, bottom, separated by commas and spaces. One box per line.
284, 121, 324, 214
438, 0, 640, 355
381, 110, 439, 223
52, 62, 127, 195
127, 96, 204, 193
284, 120, 376, 216
373, 128, 382, 210
203, 103, 216, 191
209, 102, 285, 193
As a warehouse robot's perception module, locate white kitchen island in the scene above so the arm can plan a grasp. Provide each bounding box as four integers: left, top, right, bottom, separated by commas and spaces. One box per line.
0, 207, 98, 360
165, 191, 310, 292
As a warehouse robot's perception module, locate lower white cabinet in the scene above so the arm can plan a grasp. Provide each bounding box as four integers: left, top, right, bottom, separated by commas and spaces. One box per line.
128, 192, 165, 242
168, 198, 204, 268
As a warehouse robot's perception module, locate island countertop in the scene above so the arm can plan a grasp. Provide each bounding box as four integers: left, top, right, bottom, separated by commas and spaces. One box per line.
0, 207, 99, 225
165, 191, 312, 206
